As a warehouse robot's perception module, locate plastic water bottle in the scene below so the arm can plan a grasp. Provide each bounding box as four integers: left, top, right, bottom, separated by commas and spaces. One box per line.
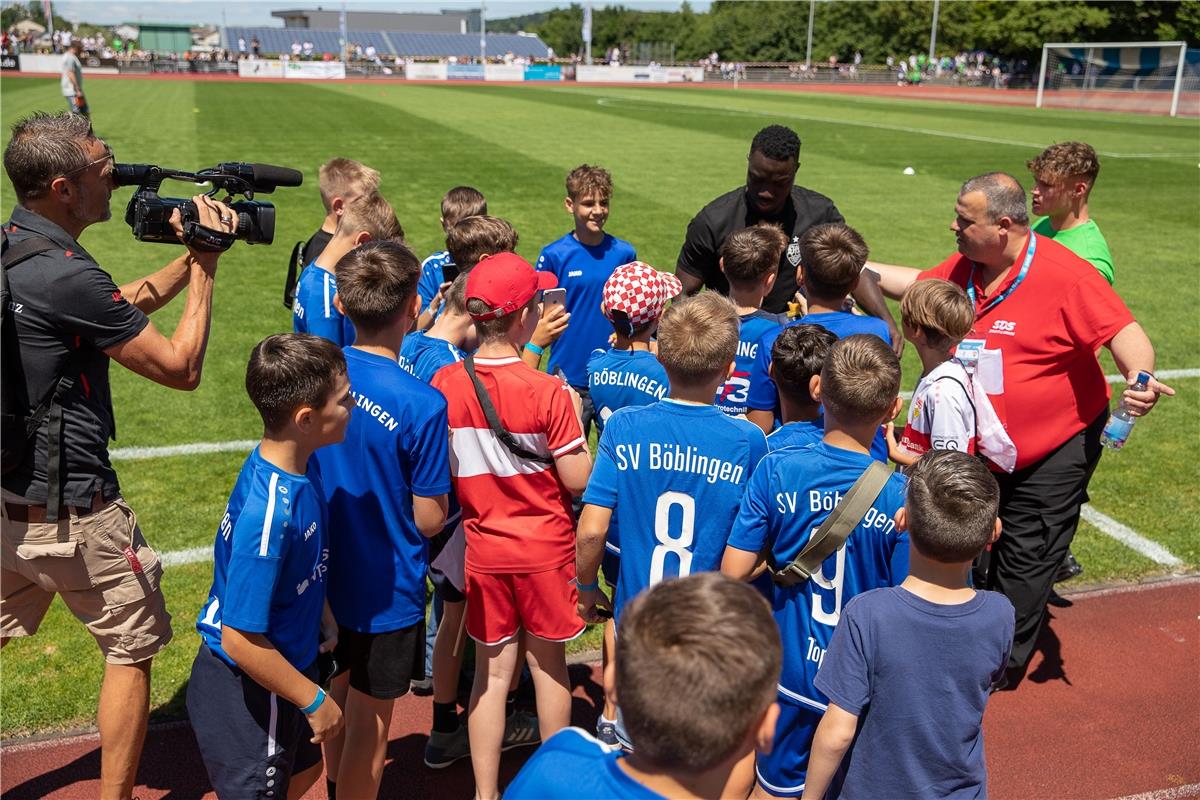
1100, 371, 1152, 450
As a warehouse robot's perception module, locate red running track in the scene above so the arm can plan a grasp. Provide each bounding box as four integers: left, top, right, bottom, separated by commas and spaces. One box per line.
2, 577, 1197, 799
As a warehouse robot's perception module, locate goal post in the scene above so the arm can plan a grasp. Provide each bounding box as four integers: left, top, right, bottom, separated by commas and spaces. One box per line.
1036, 41, 1193, 117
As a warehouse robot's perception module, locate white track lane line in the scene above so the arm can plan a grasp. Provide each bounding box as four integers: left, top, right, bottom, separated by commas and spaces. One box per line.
1109, 783, 1200, 800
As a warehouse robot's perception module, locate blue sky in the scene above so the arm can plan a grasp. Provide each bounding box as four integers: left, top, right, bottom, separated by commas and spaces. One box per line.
52, 1, 709, 28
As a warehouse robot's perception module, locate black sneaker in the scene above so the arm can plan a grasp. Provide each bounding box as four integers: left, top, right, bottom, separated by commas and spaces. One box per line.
410, 677, 433, 696
424, 724, 470, 769
1055, 552, 1084, 584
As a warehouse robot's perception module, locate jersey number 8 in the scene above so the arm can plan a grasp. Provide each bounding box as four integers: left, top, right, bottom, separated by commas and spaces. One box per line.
649, 491, 695, 585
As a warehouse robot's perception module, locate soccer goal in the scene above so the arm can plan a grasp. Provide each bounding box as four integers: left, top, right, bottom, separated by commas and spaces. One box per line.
1036, 41, 1198, 117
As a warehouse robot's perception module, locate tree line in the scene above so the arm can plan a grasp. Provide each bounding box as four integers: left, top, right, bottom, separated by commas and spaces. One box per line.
489, 1, 1198, 65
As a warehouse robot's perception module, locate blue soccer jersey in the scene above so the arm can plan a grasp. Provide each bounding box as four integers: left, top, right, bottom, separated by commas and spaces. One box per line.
536, 232, 637, 387
417, 250, 455, 317
716, 309, 788, 416
196, 447, 329, 671
767, 418, 824, 452
314, 348, 452, 633
586, 348, 669, 435
583, 399, 768, 620
727, 441, 908, 709
292, 263, 355, 346
506, 727, 667, 800
399, 330, 465, 384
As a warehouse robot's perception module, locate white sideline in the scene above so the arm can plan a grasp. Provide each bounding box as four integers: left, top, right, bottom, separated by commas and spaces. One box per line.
1080, 506, 1183, 567
1110, 783, 1200, 800
112, 368, 1195, 568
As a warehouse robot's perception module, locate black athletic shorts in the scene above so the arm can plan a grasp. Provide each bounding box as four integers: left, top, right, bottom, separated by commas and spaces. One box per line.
431, 566, 465, 604
187, 642, 322, 800
333, 620, 425, 699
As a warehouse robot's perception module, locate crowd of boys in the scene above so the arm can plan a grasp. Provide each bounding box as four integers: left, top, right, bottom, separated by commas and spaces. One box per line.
5, 112, 1163, 800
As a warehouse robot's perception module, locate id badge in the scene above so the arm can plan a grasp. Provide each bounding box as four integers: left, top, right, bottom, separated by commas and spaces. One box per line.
955, 339, 986, 373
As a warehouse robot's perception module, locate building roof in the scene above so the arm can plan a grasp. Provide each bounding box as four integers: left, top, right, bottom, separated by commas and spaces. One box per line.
223, 26, 549, 59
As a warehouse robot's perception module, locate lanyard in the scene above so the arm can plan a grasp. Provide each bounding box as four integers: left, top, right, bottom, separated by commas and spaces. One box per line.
967, 232, 1036, 315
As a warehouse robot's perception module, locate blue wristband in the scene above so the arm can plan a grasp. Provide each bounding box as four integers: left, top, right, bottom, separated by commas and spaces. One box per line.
524, 342, 545, 357
299, 687, 326, 715
575, 578, 600, 592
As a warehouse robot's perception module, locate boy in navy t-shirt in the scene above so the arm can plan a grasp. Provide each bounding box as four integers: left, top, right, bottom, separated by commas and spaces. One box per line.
315, 241, 451, 799
415, 186, 487, 328
188, 333, 353, 800
536, 164, 638, 436
722, 335, 908, 799
714, 223, 790, 416
766, 324, 837, 452
578, 292, 768, 751
746, 224, 890, 464
506, 573, 782, 800
292, 192, 404, 347
803, 451, 1014, 800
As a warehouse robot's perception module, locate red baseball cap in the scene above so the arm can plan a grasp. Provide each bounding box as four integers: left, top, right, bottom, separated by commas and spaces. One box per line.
465, 252, 557, 321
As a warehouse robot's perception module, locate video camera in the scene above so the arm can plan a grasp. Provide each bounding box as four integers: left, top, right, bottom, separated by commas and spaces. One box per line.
113, 162, 303, 246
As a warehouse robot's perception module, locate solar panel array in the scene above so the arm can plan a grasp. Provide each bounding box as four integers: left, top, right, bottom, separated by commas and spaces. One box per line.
224, 27, 550, 59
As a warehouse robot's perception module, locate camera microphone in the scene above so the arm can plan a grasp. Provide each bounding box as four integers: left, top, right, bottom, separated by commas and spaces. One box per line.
215, 163, 303, 193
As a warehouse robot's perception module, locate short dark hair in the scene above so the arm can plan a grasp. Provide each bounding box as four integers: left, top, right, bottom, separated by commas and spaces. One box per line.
773, 324, 837, 407
1027, 141, 1100, 189
442, 272, 469, 316
466, 295, 537, 343
960, 172, 1029, 226
800, 223, 869, 299
445, 215, 519, 272
3, 112, 94, 203
334, 240, 420, 333
750, 125, 801, 163
565, 164, 613, 201
905, 450, 1000, 563
441, 186, 487, 228
721, 223, 788, 288
820, 334, 900, 425
246, 333, 346, 433
617, 573, 781, 771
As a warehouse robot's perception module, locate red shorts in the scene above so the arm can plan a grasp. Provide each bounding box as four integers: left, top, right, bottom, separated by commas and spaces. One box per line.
464, 561, 586, 646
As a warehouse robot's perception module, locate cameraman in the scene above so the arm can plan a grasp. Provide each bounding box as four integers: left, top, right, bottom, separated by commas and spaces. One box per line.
1, 112, 235, 800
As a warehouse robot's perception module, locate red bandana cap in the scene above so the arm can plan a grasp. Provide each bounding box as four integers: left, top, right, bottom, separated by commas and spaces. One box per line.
601, 261, 683, 333
466, 252, 557, 321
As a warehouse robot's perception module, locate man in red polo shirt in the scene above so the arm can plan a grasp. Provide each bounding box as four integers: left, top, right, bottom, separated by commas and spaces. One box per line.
871, 172, 1172, 686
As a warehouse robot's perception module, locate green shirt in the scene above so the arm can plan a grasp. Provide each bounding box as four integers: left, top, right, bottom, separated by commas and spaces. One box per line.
1032, 217, 1114, 285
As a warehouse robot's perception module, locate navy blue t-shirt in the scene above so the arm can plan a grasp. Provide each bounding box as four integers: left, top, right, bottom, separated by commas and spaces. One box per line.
292, 263, 356, 346
815, 587, 1014, 800
315, 348, 452, 632
586, 348, 669, 435
536, 232, 637, 386
196, 448, 328, 671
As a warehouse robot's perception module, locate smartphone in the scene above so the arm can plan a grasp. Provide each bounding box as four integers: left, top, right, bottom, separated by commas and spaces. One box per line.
542, 287, 567, 316
442, 262, 460, 284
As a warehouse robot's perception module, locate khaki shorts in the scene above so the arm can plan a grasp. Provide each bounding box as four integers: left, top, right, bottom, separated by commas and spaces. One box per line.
1, 495, 173, 664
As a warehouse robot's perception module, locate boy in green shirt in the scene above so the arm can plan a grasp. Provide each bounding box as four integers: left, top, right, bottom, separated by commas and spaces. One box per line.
1028, 141, 1114, 285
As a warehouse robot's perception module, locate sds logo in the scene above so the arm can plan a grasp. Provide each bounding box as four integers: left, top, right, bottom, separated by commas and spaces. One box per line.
990, 319, 1017, 336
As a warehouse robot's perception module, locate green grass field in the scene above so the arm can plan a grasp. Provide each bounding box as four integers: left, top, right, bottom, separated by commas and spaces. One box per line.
1, 76, 1197, 737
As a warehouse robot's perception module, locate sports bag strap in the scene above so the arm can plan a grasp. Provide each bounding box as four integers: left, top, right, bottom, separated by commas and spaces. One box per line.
933, 374, 977, 421
284, 241, 302, 309
773, 461, 892, 588
3, 235, 58, 268
43, 375, 76, 528
463, 356, 553, 465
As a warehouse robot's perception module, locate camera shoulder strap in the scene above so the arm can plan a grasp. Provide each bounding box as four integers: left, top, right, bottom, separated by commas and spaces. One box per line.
284, 241, 302, 310
463, 355, 553, 466
773, 461, 892, 588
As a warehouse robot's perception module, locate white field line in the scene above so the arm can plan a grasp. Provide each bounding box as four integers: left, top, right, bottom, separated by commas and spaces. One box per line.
1109, 783, 1200, 800
1080, 506, 1183, 567
591, 96, 1199, 160
114, 368, 1195, 568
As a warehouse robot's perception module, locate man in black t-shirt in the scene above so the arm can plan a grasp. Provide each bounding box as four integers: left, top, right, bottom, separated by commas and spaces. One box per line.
1, 111, 235, 800
676, 125, 900, 352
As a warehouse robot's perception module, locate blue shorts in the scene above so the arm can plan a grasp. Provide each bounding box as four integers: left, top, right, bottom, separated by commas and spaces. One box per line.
755, 694, 824, 798
187, 642, 322, 799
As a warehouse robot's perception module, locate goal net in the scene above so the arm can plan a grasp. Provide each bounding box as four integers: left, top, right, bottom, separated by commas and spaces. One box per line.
1036, 41, 1199, 117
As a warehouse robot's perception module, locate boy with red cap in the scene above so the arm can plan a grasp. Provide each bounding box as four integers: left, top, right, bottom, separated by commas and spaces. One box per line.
430, 253, 592, 800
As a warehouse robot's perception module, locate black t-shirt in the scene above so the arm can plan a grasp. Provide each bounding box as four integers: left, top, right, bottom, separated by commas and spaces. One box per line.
676, 185, 845, 313
301, 227, 332, 267
3, 206, 149, 505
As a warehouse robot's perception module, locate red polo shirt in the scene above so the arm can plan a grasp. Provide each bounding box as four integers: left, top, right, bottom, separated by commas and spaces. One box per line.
919, 233, 1134, 470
